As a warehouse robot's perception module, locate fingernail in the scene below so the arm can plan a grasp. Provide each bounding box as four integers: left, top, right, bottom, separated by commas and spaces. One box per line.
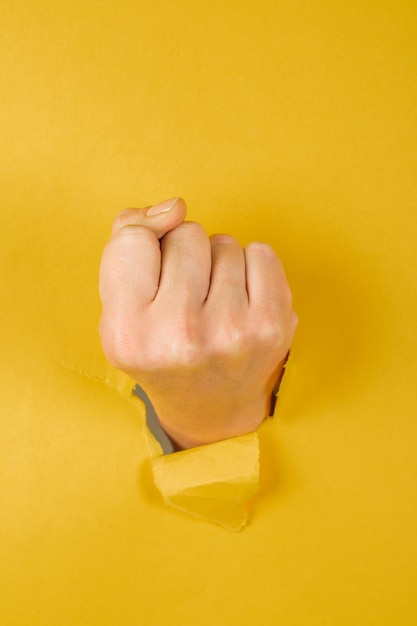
146, 197, 179, 216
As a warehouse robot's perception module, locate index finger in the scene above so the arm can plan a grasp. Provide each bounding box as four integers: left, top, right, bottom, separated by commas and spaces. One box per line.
99, 198, 186, 341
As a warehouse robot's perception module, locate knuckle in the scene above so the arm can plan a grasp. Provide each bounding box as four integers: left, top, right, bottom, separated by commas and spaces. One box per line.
251, 314, 284, 347
100, 308, 205, 374
163, 316, 202, 366
210, 233, 239, 246
111, 207, 153, 235
108, 224, 159, 261
111, 208, 139, 235
210, 317, 246, 355
182, 220, 206, 234
246, 241, 277, 256
113, 223, 152, 242
163, 338, 202, 368
165, 220, 205, 241
143, 315, 203, 371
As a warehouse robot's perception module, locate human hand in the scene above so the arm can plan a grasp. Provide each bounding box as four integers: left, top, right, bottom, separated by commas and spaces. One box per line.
99, 198, 298, 450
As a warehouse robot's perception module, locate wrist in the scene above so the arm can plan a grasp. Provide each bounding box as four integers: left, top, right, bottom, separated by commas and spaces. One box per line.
142, 354, 289, 450
156, 403, 267, 450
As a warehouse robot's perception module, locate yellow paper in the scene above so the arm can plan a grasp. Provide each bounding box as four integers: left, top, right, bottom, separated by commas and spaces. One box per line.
2, 1, 417, 625
151, 432, 259, 531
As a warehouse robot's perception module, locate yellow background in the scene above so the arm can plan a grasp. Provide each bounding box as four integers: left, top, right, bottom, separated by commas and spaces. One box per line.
1, 1, 417, 624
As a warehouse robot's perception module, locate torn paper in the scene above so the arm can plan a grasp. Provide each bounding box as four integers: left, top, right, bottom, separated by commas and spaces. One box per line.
150, 432, 260, 531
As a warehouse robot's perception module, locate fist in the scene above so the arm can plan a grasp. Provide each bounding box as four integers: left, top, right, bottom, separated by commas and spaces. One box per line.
99, 198, 298, 449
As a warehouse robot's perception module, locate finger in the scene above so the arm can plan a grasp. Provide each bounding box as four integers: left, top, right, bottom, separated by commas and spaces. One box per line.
245, 242, 293, 320
111, 197, 187, 240
156, 221, 212, 311
99, 198, 187, 355
99, 225, 161, 316
205, 234, 248, 310
100, 197, 187, 309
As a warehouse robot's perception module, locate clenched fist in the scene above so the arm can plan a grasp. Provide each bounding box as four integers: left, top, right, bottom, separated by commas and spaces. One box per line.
99, 198, 298, 450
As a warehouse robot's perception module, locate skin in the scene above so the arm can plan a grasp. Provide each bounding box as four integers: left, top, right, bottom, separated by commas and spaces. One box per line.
99, 197, 298, 450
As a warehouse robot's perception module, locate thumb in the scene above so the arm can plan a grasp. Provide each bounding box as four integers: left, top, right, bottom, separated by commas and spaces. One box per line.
111, 197, 187, 240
